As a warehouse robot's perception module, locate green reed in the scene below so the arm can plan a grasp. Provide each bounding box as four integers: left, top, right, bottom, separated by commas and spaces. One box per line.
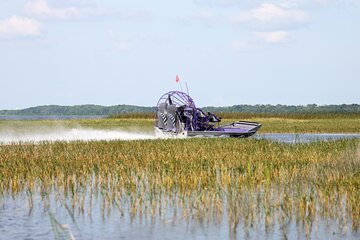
1, 116, 360, 133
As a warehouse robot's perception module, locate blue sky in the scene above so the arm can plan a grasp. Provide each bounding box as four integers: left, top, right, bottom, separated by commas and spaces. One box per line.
0, 0, 359, 109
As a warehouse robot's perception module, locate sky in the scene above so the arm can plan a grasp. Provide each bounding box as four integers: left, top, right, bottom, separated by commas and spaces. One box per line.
0, 0, 359, 109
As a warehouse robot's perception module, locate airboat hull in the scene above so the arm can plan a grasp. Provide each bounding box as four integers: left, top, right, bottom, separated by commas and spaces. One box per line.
187, 131, 256, 138
155, 121, 261, 138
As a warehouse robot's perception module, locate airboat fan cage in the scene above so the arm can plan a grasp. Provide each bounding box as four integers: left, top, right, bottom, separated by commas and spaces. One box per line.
156, 91, 197, 133
156, 91, 196, 109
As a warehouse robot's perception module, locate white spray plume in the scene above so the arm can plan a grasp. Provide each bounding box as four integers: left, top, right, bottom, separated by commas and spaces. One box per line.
0, 128, 159, 144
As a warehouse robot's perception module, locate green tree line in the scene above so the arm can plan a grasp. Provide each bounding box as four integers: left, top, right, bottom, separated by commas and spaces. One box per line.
0, 104, 359, 116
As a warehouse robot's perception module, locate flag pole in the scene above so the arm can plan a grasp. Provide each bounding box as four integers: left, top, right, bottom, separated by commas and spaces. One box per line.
176, 74, 184, 92
179, 82, 184, 92
185, 82, 190, 96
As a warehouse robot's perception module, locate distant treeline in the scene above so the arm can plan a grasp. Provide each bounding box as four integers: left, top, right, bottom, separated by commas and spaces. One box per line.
203, 104, 360, 114
213, 112, 360, 119
0, 104, 359, 117
0, 105, 155, 116
109, 112, 156, 119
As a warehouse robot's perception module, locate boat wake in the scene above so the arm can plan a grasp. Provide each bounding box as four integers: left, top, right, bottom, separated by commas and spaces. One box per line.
0, 128, 158, 144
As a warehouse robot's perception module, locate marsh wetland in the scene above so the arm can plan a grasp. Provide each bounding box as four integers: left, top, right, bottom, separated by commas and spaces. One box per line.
0, 116, 359, 239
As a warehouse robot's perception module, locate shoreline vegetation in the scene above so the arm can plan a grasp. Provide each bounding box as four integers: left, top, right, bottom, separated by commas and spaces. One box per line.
0, 103, 359, 116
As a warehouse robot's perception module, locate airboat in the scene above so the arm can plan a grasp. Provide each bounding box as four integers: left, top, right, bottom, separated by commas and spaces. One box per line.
155, 91, 261, 138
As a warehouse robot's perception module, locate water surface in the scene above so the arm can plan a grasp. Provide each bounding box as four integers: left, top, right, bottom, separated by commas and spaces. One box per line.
1, 188, 358, 240
256, 133, 360, 143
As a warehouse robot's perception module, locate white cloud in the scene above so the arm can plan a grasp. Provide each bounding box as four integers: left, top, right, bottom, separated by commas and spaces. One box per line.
232, 30, 292, 50
195, 0, 358, 8
194, 0, 359, 8
24, 0, 104, 21
0, 16, 42, 39
194, 0, 258, 7
119, 10, 153, 23
172, 9, 219, 27
115, 41, 130, 52
107, 29, 132, 52
284, 0, 358, 7
196, 9, 219, 26
316, 0, 358, 7
199, 9, 216, 20
232, 40, 252, 50
253, 31, 292, 44
230, 3, 310, 30
313, 0, 330, 6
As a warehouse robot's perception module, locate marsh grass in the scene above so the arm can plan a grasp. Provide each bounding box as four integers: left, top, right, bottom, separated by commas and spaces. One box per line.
107, 112, 360, 133
0, 119, 154, 131
1, 116, 359, 134
109, 112, 360, 120
0, 138, 359, 237
214, 112, 360, 120
249, 118, 360, 133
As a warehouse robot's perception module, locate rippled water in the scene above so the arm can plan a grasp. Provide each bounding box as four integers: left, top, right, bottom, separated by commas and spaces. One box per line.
256, 133, 360, 143
1, 189, 358, 240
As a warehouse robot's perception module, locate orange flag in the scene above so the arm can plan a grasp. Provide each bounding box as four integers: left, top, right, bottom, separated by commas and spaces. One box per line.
176, 74, 180, 83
